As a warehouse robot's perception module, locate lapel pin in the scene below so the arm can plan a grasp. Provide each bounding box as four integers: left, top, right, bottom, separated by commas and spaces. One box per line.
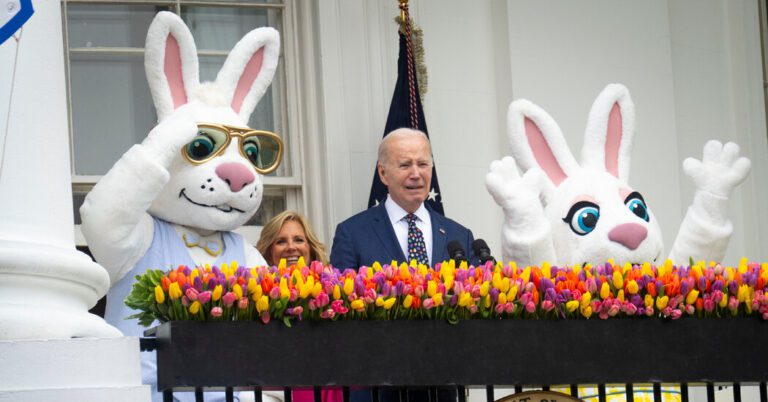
439, 228, 446, 234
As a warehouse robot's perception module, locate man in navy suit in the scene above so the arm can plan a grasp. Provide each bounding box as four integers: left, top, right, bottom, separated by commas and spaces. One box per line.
330, 128, 475, 269
330, 128, 473, 402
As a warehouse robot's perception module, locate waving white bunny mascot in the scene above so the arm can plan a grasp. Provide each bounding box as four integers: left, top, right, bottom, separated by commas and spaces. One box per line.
486, 84, 751, 268
80, 11, 281, 402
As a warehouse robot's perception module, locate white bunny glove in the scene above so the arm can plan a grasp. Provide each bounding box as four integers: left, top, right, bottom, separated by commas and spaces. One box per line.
80, 116, 198, 283
486, 156, 556, 267
669, 140, 751, 263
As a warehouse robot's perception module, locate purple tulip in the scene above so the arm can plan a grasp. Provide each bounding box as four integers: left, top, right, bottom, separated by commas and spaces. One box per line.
698, 276, 707, 292
545, 288, 557, 302
489, 288, 500, 303
728, 281, 738, 296
679, 279, 691, 296
713, 279, 724, 292
395, 281, 405, 296
193, 276, 203, 292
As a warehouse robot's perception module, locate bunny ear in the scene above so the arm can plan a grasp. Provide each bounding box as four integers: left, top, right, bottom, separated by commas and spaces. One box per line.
581, 83, 635, 181
507, 99, 579, 186
216, 27, 280, 122
144, 12, 200, 120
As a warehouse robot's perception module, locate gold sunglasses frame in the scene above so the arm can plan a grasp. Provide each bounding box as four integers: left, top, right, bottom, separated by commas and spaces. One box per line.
181, 123, 284, 175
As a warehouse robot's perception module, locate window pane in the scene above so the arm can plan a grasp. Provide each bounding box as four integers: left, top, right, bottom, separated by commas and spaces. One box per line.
70, 52, 156, 175
67, 5, 169, 48
181, 7, 274, 51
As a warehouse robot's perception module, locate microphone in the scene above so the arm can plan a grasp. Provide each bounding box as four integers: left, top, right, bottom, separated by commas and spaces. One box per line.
472, 239, 496, 265
446, 240, 467, 263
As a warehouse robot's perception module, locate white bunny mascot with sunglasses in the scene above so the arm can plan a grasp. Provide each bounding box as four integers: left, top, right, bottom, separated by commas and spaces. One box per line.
80, 11, 281, 402
486, 84, 751, 268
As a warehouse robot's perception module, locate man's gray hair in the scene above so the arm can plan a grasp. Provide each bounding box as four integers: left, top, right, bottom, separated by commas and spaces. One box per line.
377, 128, 432, 164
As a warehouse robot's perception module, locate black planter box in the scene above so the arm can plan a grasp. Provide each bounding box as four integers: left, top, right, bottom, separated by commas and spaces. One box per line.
146, 318, 767, 392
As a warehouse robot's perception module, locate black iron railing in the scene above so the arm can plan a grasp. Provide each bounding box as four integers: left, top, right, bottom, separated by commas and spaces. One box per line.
142, 319, 768, 402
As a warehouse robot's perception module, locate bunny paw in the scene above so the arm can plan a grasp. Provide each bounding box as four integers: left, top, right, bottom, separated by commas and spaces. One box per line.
683, 140, 751, 198
485, 156, 543, 211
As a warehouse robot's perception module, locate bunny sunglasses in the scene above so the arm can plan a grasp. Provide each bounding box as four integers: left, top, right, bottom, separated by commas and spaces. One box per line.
182, 123, 284, 174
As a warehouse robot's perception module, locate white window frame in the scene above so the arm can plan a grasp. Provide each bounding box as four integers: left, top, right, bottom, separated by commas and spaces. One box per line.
61, 0, 314, 246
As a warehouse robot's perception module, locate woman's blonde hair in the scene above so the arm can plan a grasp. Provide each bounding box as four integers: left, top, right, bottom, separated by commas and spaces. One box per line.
256, 210, 328, 265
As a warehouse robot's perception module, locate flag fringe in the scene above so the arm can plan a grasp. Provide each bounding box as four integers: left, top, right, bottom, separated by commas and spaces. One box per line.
395, 17, 428, 100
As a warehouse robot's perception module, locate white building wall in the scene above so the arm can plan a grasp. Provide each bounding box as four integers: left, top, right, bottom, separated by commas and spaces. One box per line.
316, 0, 766, 264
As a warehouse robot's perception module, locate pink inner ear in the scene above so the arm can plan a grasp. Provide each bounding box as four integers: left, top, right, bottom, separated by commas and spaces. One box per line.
525, 117, 567, 186
164, 34, 187, 109
605, 103, 622, 178
231, 48, 265, 114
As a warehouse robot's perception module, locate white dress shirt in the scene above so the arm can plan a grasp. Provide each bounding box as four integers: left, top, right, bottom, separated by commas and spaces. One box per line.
384, 195, 433, 265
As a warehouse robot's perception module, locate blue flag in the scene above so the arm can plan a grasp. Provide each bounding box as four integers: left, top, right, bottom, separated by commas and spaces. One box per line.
0, 0, 33, 45
367, 28, 444, 215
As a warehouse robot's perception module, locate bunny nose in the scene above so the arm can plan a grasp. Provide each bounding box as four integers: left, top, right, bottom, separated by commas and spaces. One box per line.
215, 162, 255, 192
608, 223, 648, 250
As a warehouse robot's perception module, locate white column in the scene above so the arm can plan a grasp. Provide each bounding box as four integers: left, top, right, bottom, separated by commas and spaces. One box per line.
0, 2, 150, 401
0, 0, 120, 341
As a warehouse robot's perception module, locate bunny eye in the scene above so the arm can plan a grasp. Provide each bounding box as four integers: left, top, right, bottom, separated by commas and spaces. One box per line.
563, 201, 600, 236
186, 129, 227, 161
625, 191, 649, 222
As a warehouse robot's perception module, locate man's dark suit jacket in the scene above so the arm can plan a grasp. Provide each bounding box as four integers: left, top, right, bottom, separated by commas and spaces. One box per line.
330, 203, 475, 269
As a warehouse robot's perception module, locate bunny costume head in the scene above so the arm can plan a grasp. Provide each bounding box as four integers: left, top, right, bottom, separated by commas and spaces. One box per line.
487, 83, 750, 267
144, 11, 280, 232
510, 84, 663, 265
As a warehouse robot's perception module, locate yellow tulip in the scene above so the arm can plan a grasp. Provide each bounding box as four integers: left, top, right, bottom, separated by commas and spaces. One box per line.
566, 300, 579, 313
581, 305, 593, 318
641, 262, 653, 277
333, 284, 341, 300
403, 295, 413, 308
169, 282, 182, 300
312, 282, 322, 298
372, 261, 382, 272
343, 278, 354, 296
458, 260, 468, 270
656, 295, 669, 310
617, 290, 625, 302
296, 256, 306, 269
622, 262, 632, 275
444, 275, 454, 291
279, 278, 290, 299
686, 289, 700, 305
581, 292, 592, 308
383, 297, 396, 310
542, 262, 551, 279
299, 283, 311, 299
252, 284, 263, 301
719, 292, 728, 308
738, 257, 748, 273
189, 301, 201, 315
154, 285, 165, 304
738, 284, 749, 302
256, 295, 269, 313
233, 283, 243, 299
458, 292, 472, 307
507, 285, 518, 301
351, 299, 365, 310
600, 282, 611, 299
427, 281, 437, 297
247, 278, 257, 293
433, 293, 444, 307
500, 277, 510, 293
480, 282, 490, 297
498, 292, 507, 305
644, 294, 654, 308
626, 280, 639, 295
375, 297, 385, 307
612, 271, 624, 289
521, 267, 531, 283
212, 284, 222, 301
483, 294, 490, 308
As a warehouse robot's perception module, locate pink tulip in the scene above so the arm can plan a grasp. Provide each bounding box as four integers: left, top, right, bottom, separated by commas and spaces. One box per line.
703, 299, 715, 312
541, 300, 555, 313
645, 306, 654, 317
222, 291, 237, 308
494, 303, 506, 315
289, 288, 298, 302
269, 287, 281, 299
505, 302, 515, 314
181, 296, 190, 307
423, 298, 435, 310
211, 306, 223, 317
198, 291, 211, 304
468, 304, 478, 314
321, 309, 335, 319
316, 292, 330, 308
238, 297, 249, 310
607, 304, 620, 317
414, 285, 424, 298
525, 301, 536, 313
260, 312, 270, 324
185, 288, 199, 301
671, 309, 683, 320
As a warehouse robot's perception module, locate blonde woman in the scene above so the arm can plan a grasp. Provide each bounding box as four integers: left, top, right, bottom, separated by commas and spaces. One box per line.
257, 210, 328, 266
